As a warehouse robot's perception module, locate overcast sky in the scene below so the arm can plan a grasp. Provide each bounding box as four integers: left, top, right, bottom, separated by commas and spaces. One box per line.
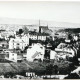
0, 1, 80, 24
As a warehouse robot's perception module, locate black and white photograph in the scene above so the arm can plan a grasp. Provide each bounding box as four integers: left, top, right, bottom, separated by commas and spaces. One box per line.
0, 0, 80, 79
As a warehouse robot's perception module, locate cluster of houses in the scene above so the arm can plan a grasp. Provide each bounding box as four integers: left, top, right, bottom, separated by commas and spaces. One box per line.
0, 25, 79, 63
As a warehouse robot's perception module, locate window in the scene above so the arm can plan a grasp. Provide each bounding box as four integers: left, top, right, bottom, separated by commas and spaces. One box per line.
22, 40, 24, 42
6, 54, 9, 58
22, 46, 23, 49
17, 43, 19, 45
12, 54, 14, 56
41, 36, 42, 39
12, 58, 14, 60
40, 47, 43, 49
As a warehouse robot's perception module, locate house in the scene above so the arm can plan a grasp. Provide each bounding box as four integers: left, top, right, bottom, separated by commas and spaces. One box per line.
28, 32, 38, 40
9, 34, 29, 50
29, 31, 49, 41
26, 43, 45, 62
4, 50, 17, 62
50, 50, 57, 60
0, 50, 17, 62
73, 34, 78, 41
55, 43, 75, 60
0, 49, 23, 62
37, 33, 49, 41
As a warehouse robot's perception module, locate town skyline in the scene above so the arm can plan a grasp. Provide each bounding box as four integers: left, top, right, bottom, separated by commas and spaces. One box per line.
0, 17, 80, 29
0, 1, 80, 79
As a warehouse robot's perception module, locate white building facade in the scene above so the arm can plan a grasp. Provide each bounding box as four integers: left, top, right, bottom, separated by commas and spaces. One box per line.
4, 50, 17, 62
50, 50, 57, 60
55, 43, 75, 60
28, 32, 49, 41
26, 43, 45, 62
9, 34, 29, 50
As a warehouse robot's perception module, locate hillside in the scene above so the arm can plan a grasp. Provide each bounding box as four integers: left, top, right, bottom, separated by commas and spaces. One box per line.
0, 60, 72, 76
0, 62, 33, 75
56, 28, 80, 34
64, 28, 80, 33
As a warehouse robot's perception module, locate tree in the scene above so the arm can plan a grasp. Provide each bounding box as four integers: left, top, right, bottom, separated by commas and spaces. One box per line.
46, 64, 53, 75
69, 62, 76, 72
23, 26, 28, 34
68, 34, 73, 40
53, 65, 58, 74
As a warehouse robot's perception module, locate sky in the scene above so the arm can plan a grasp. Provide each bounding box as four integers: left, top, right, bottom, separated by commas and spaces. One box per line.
0, 1, 80, 24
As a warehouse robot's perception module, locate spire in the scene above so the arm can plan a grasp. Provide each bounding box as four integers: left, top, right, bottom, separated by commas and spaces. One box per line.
39, 19, 40, 27
39, 20, 41, 33
47, 22, 48, 28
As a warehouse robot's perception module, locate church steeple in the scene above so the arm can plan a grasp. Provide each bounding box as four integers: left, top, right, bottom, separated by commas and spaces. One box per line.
39, 20, 41, 33
39, 19, 40, 26
47, 23, 48, 28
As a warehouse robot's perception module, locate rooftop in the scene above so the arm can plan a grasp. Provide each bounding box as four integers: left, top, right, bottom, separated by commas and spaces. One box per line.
29, 31, 49, 36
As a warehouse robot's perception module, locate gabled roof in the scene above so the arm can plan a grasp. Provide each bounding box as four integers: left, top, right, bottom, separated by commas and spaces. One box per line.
47, 43, 52, 47
57, 43, 67, 49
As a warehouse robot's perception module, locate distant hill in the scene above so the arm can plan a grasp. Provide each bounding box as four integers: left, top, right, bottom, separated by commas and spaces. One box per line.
57, 28, 80, 34
0, 17, 80, 33
64, 28, 80, 33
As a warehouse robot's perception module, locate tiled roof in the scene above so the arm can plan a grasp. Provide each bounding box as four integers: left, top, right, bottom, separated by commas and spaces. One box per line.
41, 27, 52, 34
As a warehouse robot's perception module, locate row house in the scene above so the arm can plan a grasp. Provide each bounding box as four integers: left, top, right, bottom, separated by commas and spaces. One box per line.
28, 32, 37, 40
29, 31, 49, 41
38, 33, 48, 41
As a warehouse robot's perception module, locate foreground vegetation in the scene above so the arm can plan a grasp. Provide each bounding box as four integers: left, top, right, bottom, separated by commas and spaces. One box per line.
0, 59, 77, 78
